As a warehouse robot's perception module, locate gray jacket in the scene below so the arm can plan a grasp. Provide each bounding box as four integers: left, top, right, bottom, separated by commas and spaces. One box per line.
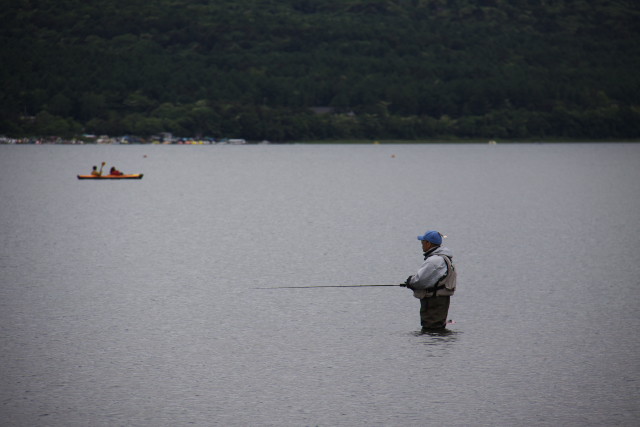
408, 246, 455, 299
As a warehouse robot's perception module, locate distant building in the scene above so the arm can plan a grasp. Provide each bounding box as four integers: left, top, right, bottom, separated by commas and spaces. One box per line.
160, 132, 173, 143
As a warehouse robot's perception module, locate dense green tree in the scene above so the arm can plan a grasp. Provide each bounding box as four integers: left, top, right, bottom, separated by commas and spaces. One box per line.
30, 111, 82, 137
1, 0, 639, 140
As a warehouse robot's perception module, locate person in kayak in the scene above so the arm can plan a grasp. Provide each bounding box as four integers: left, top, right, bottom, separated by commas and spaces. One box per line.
109, 166, 123, 176
401, 230, 457, 331
91, 162, 105, 176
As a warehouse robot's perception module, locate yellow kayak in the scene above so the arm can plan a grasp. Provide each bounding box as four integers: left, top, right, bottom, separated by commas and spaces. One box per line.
77, 174, 143, 180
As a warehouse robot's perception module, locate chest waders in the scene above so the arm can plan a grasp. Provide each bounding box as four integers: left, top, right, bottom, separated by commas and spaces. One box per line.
420, 255, 456, 329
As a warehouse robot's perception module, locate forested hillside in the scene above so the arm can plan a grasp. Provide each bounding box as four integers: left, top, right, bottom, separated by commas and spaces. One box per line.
2, 0, 639, 141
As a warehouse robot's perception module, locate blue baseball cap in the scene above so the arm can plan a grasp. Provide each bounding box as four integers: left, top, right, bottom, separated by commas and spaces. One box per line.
417, 230, 442, 245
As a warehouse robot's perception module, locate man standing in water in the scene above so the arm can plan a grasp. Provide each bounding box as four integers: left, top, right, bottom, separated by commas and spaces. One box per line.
401, 230, 457, 331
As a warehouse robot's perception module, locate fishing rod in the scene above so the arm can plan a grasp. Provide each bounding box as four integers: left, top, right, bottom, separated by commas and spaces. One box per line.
255, 284, 402, 289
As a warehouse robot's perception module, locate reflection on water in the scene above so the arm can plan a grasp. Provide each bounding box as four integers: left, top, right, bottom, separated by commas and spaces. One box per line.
417, 328, 457, 338
413, 328, 460, 357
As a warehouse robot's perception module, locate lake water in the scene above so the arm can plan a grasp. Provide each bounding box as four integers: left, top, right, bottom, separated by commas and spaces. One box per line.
1, 143, 639, 426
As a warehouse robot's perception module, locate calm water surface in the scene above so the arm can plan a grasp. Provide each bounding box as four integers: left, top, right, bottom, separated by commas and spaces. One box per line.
1, 143, 639, 426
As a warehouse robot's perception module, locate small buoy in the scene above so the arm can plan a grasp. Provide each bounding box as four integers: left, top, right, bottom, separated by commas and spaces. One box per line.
391, 154, 396, 158
143, 155, 147, 158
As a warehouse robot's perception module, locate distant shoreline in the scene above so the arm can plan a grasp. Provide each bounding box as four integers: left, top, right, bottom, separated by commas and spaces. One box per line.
2, 137, 639, 145
297, 139, 640, 144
